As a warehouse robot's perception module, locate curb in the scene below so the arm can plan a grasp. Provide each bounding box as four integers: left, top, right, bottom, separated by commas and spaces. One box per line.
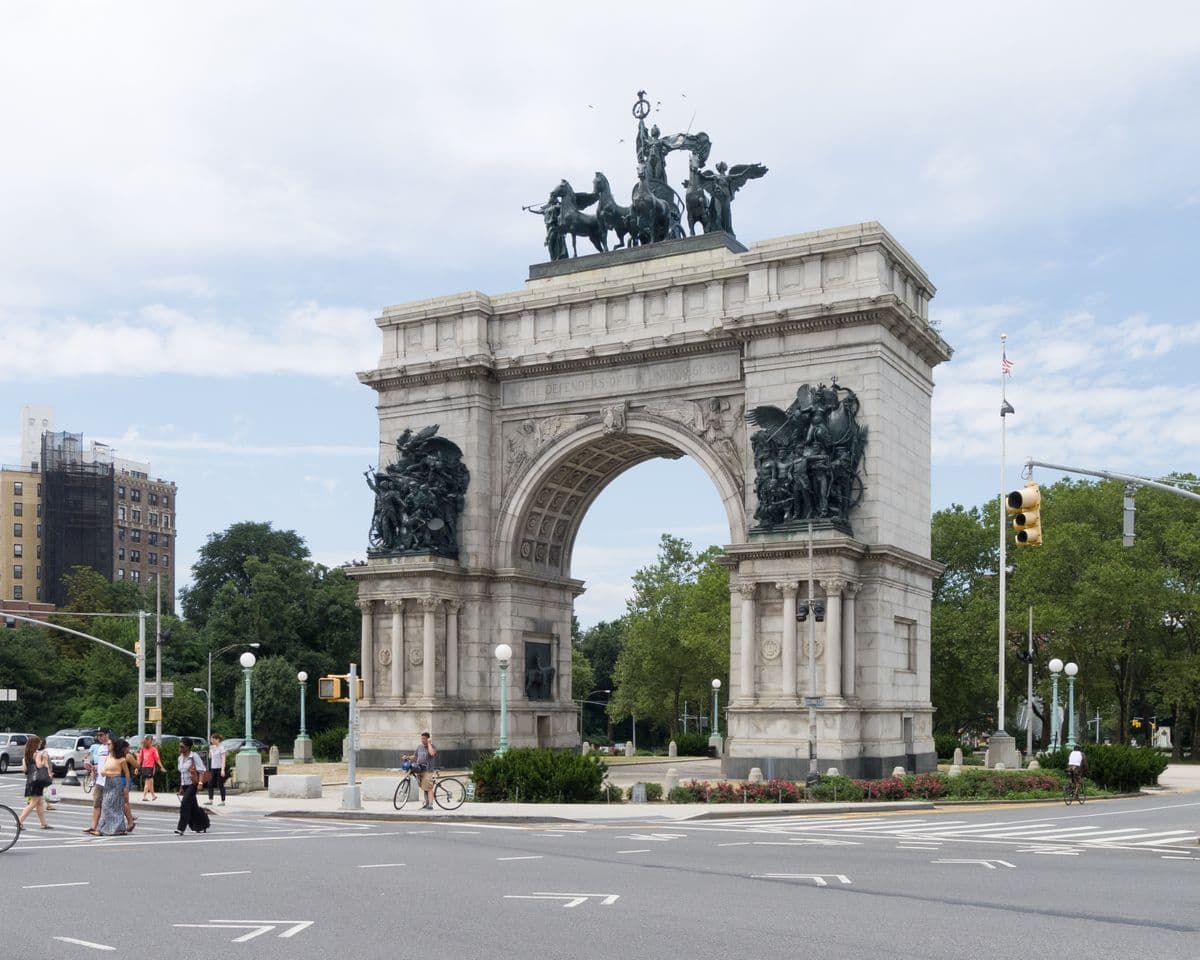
266, 810, 579, 824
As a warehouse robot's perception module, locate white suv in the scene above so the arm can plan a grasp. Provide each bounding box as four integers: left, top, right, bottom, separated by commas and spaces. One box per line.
45, 734, 96, 776
0, 732, 35, 774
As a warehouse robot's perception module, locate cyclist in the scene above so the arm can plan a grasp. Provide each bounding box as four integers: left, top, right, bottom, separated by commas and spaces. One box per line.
1066, 746, 1086, 798
404, 732, 438, 810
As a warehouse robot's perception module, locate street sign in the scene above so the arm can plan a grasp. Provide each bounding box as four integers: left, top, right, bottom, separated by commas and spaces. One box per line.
145, 682, 174, 698
803, 696, 825, 707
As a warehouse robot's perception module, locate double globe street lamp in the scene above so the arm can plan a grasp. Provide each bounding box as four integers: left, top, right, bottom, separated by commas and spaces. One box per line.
1048, 658, 1080, 750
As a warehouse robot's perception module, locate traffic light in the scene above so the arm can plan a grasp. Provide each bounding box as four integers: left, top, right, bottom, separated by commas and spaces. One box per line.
796, 602, 808, 622
1007, 482, 1043, 546
318, 675, 364, 703
796, 600, 827, 623
146, 706, 162, 723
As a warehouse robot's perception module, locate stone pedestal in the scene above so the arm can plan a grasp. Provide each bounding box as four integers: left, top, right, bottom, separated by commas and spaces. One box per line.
234, 751, 263, 792
293, 736, 313, 764
986, 732, 1023, 770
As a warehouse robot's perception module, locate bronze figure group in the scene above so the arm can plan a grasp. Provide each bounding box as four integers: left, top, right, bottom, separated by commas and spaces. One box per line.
526, 91, 767, 259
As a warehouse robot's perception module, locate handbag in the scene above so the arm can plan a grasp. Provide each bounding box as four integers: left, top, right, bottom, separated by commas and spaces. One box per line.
34, 764, 52, 787
193, 759, 212, 786
46, 783, 60, 803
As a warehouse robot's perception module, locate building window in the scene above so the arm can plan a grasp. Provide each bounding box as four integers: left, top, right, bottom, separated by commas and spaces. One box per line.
13, 565, 22, 579
12, 481, 22, 496
12, 523, 21, 538
162, 495, 170, 508
118, 505, 126, 521
149, 492, 158, 505
12, 586, 22, 600
117, 568, 125, 580
36, 565, 41, 579
148, 552, 157, 565
149, 532, 158, 546
131, 489, 141, 502
130, 550, 140, 563
132, 530, 141, 543
37, 482, 42, 497
132, 508, 141, 523
36, 503, 41, 518
149, 512, 158, 527
118, 485, 125, 498
161, 513, 170, 530
896, 618, 917, 672
131, 570, 140, 583
36, 544, 41, 558
118, 548, 125, 561
13, 544, 21, 558
13, 502, 22, 517
161, 553, 169, 567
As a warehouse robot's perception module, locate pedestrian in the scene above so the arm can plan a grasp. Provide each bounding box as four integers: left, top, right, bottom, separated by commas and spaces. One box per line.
175, 737, 210, 836
403, 731, 438, 810
84, 728, 111, 836
116, 738, 138, 832
16, 736, 53, 830
138, 735, 165, 801
205, 733, 227, 807
96, 739, 129, 836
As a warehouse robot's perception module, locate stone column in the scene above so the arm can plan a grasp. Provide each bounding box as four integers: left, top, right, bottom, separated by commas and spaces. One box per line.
445, 601, 461, 700
842, 582, 861, 699
821, 579, 844, 698
738, 582, 757, 703
385, 599, 405, 699
420, 596, 440, 699
357, 600, 373, 702
776, 581, 799, 699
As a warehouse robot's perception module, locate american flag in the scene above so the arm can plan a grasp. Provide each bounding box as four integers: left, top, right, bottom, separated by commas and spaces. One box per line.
1002, 352, 1014, 375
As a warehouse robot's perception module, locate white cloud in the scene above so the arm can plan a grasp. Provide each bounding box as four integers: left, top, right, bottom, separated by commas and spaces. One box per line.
143, 275, 216, 298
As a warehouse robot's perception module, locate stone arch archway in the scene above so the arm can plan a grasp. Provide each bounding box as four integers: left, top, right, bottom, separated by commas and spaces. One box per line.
496, 415, 746, 577
349, 225, 950, 776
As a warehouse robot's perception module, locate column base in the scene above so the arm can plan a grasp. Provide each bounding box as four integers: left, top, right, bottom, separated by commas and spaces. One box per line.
985, 732, 1023, 769
293, 736, 313, 763
234, 751, 264, 792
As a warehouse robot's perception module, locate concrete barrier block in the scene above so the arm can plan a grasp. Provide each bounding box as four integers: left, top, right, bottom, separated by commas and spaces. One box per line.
267, 774, 323, 799
362, 776, 404, 801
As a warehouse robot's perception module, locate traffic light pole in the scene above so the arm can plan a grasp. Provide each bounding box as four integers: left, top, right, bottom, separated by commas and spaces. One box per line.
997, 336, 1011, 737
1024, 459, 1200, 505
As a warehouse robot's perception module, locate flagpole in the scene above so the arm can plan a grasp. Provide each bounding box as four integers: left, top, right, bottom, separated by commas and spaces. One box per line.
998, 333, 1010, 738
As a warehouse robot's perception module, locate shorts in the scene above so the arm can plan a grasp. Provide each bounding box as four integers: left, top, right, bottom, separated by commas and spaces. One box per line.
93, 786, 105, 808
418, 770, 435, 792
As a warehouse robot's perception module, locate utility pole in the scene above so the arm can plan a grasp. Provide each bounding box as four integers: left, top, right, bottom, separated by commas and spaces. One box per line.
155, 575, 162, 740
1026, 607, 1033, 758
137, 611, 147, 742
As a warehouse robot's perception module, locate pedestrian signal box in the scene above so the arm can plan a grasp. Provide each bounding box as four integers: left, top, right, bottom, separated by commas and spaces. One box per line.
1007, 482, 1043, 546
318, 675, 363, 703
146, 706, 162, 722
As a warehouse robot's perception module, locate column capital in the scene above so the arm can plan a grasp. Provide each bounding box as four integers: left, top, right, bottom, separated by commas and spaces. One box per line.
356, 599, 374, 614
446, 599, 464, 614
737, 581, 757, 600
843, 580, 863, 597
384, 598, 405, 612
819, 577, 846, 595
775, 580, 801, 597
419, 595, 443, 612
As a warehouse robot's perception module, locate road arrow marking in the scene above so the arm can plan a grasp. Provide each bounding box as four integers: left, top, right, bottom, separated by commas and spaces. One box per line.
504, 892, 620, 908
932, 859, 1016, 869
752, 874, 852, 886
174, 920, 314, 943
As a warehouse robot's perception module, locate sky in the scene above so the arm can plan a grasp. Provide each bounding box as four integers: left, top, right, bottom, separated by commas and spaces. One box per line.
1, 2, 1197, 627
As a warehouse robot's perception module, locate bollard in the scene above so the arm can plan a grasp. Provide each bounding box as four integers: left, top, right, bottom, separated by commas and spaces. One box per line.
948, 764, 962, 777
748, 766, 764, 784
891, 766, 906, 778
664, 767, 679, 797
953, 747, 963, 767
668, 740, 677, 758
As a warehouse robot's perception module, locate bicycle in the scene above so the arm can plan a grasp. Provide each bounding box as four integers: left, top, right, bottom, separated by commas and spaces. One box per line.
392, 763, 466, 811
0, 802, 20, 853
83, 768, 96, 794
1064, 772, 1085, 804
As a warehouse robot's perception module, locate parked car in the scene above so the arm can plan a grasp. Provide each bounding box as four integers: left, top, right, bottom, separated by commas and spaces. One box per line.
221, 738, 268, 756
45, 733, 96, 775
0, 732, 35, 774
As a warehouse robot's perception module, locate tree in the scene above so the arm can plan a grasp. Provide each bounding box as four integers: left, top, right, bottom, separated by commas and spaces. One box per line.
576, 618, 625, 694
608, 535, 729, 738
233, 655, 304, 746
180, 522, 309, 627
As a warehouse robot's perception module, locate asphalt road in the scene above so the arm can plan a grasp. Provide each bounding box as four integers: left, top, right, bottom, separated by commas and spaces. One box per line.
3, 773, 1199, 960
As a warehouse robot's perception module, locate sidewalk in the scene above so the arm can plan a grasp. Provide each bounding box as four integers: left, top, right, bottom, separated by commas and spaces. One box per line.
49, 762, 1199, 826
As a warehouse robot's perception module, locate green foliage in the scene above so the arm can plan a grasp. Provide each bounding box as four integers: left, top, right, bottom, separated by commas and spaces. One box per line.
667, 771, 1070, 803
570, 645, 596, 702
576, 619, 626, 694
673, 732, 712, 756
232, 655, 304, 747
937, 768, 1064, 800
608, 535, 729, 737
158, 740, 182, 791
470, 748, 608, 803
1039, 744, 1167, 792
934, 734, 961, 759
810, 775, 865, 801
600, 782, 624, 802
311, 726, 346, 761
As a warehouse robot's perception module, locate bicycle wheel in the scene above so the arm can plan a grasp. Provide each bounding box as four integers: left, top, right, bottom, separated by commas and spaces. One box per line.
1077, 784, 1086, 804
393, 776, 414, 811
1063, 783, 1073, 804
433, 777, 466, 811
83, 770, 95, 794
0, 804, 19, 853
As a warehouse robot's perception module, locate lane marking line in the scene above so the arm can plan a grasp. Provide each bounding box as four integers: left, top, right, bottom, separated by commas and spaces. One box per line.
52, 936, 115, 951
201, 870, 251, 877
24, 881, 90, 889
617, 848, 651, 853
497, 855, 543, 861
359, 863, 407, 869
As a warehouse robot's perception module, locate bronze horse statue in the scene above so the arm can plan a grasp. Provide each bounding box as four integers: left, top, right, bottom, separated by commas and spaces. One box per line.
592, 172, 637, 250
549, 180, 606, 257
682, 153, 710, 236
630, 164, 685, 245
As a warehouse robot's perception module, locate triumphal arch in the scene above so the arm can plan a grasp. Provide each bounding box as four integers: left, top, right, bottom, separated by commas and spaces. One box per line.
347, 93, 951, 777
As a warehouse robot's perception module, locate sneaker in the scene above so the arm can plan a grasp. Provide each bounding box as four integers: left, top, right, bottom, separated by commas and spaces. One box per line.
218, 801, 225, 806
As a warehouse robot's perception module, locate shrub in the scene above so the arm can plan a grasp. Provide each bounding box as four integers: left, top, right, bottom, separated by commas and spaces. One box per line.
470, 748, 608, 803
158, 739, 181, 791
601, 782, 624, 802
311, 727, 347, 762
673, 732, 712, 756
939, 768, 1064, 799
1040, 744, 1167, 792
810, 775, 865, 802
935, 734, 961, 760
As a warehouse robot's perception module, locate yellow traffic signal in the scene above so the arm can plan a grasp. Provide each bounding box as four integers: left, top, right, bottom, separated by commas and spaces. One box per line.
318, 675, 364, 702
1007, 482, 1043, 546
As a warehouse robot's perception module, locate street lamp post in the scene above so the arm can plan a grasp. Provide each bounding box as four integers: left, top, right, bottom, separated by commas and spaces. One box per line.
1064, 661, 1079, 749
1048, 658, 1063, 751
192, 688, 209, 738
206, 641, 260, 745
295, 670, 313, 764
711, 677, 722, 741
495, 643, 512, 754
234, 650, 263, 791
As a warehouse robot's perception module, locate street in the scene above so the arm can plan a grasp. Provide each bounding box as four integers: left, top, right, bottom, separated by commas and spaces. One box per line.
3, 774, 1199, 960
